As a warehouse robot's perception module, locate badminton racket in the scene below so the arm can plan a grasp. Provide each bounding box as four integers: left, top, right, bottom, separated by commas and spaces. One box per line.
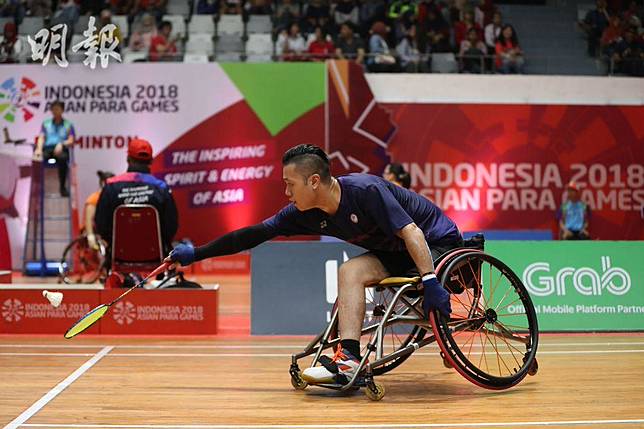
64, 262, 170, 339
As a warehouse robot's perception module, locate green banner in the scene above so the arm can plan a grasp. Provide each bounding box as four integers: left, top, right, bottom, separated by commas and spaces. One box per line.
485, 241, 644, 331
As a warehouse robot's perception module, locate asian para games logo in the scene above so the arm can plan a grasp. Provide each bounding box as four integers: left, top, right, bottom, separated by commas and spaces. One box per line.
2, 298, 25, 322
0, 76, 42, 123
112, 301, 136, 325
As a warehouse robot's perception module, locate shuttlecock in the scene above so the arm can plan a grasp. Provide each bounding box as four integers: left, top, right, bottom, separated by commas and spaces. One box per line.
43, 290, 63, 308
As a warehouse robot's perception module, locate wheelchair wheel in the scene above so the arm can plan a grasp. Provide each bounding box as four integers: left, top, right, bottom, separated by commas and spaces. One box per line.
330, 285, 426, 376
431, 251, 539, 390
59, 236, 107, 284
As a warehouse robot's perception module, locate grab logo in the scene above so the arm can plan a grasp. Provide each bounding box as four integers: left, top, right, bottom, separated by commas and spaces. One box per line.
523, 256, 631, 297
2, 298, 25, 322
112, 301, 136, 325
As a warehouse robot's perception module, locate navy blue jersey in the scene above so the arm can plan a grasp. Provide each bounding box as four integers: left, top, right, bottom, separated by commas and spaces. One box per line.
264, 173, 460, 251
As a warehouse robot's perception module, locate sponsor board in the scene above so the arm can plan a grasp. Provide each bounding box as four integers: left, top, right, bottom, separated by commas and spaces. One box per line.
487, 241, 644, 330
0, 289, 218, 334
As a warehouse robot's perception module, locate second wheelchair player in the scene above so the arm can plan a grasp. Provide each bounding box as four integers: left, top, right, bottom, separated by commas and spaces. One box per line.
167, 144, 464, 385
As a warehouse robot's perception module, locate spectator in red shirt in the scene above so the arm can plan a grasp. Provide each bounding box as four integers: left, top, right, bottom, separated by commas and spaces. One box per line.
495, 24, 524, 73
454, 10, 482, 47
0, 22, 22, 63
307, 26, 335, 61
600, 15, 623, 54
149, 20, 179, 62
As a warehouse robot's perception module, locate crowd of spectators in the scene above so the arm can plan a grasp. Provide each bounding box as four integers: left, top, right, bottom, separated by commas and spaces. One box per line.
0, 0, 176, 62
268, 0, 524, 73
580, 0, 643, 76
1, 0, 642, 74
0, 0, 526, 72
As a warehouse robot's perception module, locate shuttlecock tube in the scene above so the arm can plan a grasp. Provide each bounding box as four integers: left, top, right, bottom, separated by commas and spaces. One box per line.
43, 290, 63, 308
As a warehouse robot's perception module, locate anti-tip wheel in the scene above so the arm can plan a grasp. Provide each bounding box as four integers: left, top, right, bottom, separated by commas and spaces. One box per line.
365, 382, 385, 401
440, 351, 452, 368
528, 359, 539, 376
290, 371, 308, 390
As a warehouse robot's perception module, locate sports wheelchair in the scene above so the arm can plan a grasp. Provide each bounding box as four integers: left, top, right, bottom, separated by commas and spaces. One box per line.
59, 235, 108, 284
289, 234, 539, 400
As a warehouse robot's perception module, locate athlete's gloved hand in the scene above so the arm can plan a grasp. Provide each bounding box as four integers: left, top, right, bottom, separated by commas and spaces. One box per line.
167, 243, 195, 266
422, 273, 451, 318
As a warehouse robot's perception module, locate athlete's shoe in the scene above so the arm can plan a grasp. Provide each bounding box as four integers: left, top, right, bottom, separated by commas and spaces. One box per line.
301, 347, 362, 384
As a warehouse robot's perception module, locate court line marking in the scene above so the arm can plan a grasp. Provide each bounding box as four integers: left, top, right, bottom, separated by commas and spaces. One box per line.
17, 418, 644, 428
2, 349, 644, 358
0, 353, 96, 357
3, 346, 113, 429
2, 341, 644, 349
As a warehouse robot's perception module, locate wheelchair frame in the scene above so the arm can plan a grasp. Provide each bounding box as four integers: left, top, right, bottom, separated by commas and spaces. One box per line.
289, 238, 540, 400
58, 235, 109, 284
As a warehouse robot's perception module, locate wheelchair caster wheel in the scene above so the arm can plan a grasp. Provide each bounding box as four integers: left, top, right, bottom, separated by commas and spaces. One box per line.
440, 351, 452, 368
528, 359, 538, 376
290, 370, 308, 390
365, 382, 385, 401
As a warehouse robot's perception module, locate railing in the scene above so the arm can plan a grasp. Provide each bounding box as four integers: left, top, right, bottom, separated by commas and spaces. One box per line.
7, 48, 643, 77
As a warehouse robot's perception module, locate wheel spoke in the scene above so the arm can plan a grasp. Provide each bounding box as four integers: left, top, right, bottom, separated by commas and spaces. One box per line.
490, 325, 524, 369
490, 323, 528, 354
492, 280, 515, 313
467, 260, 489, 309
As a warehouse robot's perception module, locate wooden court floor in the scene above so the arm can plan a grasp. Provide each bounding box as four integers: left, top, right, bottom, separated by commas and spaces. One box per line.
1, 334, 644, 429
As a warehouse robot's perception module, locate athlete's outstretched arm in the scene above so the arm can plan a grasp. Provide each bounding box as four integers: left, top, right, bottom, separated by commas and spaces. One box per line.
166, 223, 278, 266
194, 223, 277, 261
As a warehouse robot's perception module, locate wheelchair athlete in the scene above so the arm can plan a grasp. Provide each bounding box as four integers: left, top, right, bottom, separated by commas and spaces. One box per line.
167, 144, 463, 385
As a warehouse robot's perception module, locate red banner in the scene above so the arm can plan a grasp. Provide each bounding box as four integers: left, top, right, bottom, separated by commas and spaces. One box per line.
0, 290, 102, 334
384, 104, 644, 240
100, 289, 218, 335
0, 289, 218, 335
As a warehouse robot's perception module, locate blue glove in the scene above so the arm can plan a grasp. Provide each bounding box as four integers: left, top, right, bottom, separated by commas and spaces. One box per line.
422, 273, 451, 318
168, 243, 195, 266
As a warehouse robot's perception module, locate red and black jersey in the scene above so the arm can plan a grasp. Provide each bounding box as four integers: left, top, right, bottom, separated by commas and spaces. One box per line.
95, 166, 178, 253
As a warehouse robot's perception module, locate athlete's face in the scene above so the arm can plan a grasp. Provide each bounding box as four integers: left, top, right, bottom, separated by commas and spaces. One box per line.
283, 163, 319, 211
383, 165, 395, 182
567, 188, 579, 202
51, 105, 63, 120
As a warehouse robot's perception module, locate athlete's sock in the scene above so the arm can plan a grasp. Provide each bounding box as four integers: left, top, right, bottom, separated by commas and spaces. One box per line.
341, 339, 361, 360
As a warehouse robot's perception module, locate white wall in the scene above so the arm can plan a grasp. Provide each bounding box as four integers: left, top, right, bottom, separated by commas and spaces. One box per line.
366, 74, 644, 105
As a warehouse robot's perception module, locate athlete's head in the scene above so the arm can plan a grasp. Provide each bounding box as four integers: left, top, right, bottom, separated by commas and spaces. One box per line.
282, 144, 331, 210
566, 181, 580, 202
127, 138, 153, 172
383, 163, 410, 189
50, 100, 64, 120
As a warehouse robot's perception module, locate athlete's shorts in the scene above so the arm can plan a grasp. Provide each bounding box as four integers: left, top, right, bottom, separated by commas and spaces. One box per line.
369, 237, 464, 277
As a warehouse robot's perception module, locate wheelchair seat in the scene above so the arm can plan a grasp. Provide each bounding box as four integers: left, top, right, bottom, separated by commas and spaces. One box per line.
372, 276, 420, 287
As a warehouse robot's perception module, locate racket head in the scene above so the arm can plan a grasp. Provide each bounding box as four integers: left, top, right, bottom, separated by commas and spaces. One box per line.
64, 304, 110, 339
